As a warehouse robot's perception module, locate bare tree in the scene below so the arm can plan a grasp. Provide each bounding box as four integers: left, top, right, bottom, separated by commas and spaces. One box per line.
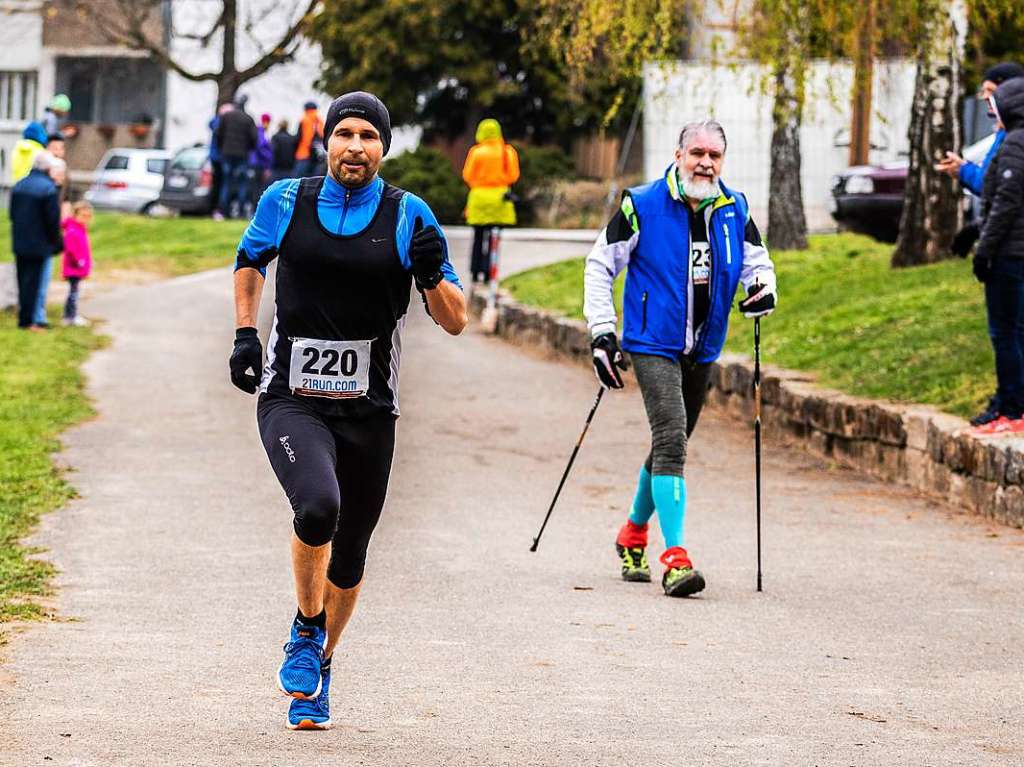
54, 0, 320, 104
892, 0, 967, 267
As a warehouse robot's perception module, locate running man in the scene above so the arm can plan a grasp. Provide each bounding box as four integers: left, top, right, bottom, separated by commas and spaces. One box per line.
229, 91, 467, 729
583, 119, 776, 597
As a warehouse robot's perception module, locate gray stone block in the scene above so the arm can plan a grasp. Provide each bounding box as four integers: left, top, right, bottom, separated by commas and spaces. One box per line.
875, 443, 906, 482
903, 407, 934, 452
995, 485, 1024, 528
924, 459, 952, 495
807, 429, 832, 458
927, 413, 967, 464
1005, 445, 1024, 486
906, 448, 929, 490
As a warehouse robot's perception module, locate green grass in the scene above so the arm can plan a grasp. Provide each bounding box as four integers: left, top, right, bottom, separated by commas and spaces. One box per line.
503, 233, 991, 418
0, 210, 242, 627
0, 309, 105, 623
0, 212, 246, 277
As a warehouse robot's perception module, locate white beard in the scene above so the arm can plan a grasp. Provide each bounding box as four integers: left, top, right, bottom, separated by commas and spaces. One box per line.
681, 171, 720, 201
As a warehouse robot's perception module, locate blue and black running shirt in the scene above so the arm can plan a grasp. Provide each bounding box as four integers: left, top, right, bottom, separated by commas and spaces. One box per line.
234, 173, 462, 418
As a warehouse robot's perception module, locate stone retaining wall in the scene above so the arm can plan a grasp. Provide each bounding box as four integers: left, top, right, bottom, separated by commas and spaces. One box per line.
470, 289, 1024, 528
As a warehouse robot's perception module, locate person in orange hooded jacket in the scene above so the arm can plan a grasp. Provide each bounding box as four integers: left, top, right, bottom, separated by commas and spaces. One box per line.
462, 118, 519, 282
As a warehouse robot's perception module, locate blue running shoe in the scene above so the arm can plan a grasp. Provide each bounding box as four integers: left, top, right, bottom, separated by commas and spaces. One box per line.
277, 620, 326, 700
287, 668, 332, 730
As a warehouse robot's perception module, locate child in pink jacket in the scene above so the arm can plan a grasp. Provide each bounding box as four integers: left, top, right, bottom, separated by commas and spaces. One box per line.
61, 201, 92, 327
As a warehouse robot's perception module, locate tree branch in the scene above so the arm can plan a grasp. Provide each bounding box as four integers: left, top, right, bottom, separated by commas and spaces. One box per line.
175, 6, 225, 48
234, 0, 320, 85
64, 0, 221, 84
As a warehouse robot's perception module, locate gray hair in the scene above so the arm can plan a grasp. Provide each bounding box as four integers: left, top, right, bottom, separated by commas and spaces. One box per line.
32, 151, 66, 173
677, 120, 727, 152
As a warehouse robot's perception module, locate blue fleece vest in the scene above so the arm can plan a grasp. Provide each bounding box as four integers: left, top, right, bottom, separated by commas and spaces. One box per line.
621, 174, 748, 363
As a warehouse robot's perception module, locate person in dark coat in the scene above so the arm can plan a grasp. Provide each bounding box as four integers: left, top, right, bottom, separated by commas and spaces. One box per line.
214, 95, 258, 218
270, 119, 298, 182
972, 76, 1024, 432
9, 151, 63, 330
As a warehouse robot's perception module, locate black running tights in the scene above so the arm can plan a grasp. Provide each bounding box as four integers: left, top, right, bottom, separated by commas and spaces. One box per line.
257, 394, 396, 589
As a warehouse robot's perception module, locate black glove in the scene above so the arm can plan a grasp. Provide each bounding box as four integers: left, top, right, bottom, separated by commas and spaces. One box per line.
410, 217, 445, 290
591, 332, 629, 389
973, 255, 991, 284
738, 282, 776, 318
951, 223, 979, 258
229, 326, 263, 394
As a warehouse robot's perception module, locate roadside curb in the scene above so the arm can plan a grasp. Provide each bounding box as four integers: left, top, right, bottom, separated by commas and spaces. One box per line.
444, 225, 599, 244
470, 288, 1024, 528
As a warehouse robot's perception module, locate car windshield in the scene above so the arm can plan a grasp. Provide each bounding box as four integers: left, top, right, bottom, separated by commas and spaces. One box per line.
147, 158, 169, 175
170, 148, 207, 171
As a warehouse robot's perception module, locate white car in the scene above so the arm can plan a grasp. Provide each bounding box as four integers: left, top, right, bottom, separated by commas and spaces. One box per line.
84, 148, 172, 214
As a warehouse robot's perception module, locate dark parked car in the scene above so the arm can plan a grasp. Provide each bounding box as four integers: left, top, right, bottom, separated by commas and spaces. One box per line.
830, 134, 996, 242
158, 144, 214, 215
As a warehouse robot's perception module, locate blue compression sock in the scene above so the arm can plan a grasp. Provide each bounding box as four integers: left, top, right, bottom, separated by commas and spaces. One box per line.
627, 465, 655, 526
651, 475, 687, 549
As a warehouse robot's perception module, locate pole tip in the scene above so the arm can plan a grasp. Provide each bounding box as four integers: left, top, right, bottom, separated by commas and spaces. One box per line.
529, 541, 538, 552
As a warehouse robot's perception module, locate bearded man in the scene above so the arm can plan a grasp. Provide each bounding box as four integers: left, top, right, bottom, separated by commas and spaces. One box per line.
583, 119, 777, 597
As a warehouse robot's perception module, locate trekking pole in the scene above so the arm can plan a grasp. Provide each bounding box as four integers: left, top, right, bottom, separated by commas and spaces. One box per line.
753, 317, 763, 592
530, 387, 605, 552
480, 226, 502, 333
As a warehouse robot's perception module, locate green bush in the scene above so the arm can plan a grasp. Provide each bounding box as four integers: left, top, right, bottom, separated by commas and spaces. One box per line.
517, 145, 576, 195
515, 145, 576, 224
381, 147, 465, 224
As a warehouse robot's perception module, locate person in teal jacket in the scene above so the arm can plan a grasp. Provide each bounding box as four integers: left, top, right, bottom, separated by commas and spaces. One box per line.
583, 119, 777, 597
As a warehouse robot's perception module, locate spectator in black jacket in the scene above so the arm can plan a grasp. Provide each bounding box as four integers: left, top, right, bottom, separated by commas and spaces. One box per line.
973, 76, 1024, 432
10, 151, 64, 330
214, 95, 258, 219
270, 119, 298, 182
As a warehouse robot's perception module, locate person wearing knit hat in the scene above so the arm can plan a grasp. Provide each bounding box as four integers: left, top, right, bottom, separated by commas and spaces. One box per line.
322, 91, 392, 156
229, 90, 466, 731
936, 62, 1024, 428
938, 62, 1024, 197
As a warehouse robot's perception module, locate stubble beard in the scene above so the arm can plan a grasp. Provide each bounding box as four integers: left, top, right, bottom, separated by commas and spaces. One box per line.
330, 157, 375, 188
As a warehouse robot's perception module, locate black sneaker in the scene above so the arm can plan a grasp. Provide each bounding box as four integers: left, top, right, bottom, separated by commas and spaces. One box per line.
970, 398, 1001, 427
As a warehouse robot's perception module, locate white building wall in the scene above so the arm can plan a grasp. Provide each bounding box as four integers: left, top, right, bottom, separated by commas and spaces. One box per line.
0, 6, 43, 183
643, 59, 916, 232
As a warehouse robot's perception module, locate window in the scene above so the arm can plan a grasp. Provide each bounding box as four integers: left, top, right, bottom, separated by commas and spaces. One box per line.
0, 71, 37, 121
171, 147, 208, 171
104, 155, 130, 170
146, 158, 168, 175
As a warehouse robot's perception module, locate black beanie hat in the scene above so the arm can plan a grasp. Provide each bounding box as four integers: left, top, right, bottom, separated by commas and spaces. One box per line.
323, 91, 392, 155
984, 62, 1024, 86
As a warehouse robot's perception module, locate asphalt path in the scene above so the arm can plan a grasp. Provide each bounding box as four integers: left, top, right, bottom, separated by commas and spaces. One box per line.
1, 235, 1023, 766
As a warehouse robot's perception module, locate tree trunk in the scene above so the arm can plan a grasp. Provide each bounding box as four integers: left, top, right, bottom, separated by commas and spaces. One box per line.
849, 0, 876, 167
216, 0, 239, 105
892, 0, 966, 267
768, 58, 809, 251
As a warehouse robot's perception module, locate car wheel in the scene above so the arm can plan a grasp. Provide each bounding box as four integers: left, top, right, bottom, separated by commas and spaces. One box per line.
142, 201, 174, 218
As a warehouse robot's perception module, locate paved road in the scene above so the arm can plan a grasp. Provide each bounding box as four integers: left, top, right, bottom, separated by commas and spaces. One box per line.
2, 239, 1023, 765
